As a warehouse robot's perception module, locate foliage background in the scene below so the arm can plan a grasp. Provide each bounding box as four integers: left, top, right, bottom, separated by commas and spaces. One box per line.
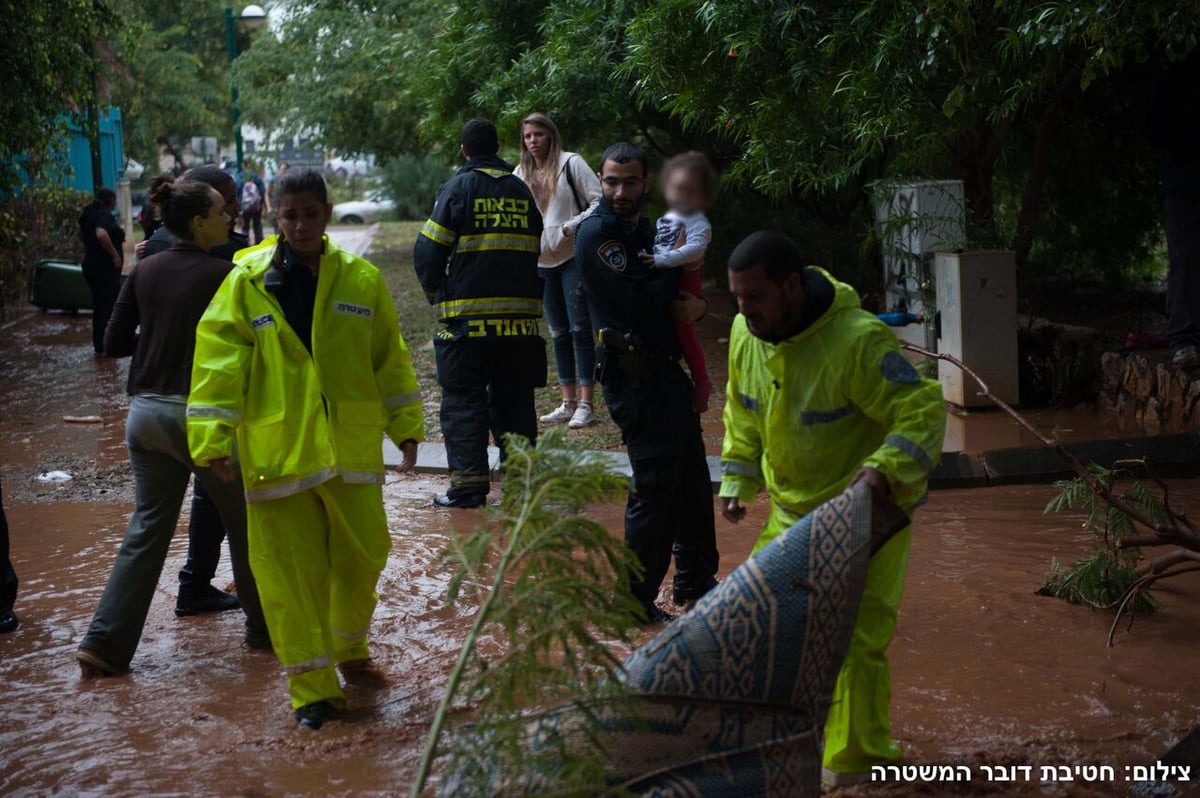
0, 187, 89, 319
233, 0, 1199, 289
6, 1, 1199, 302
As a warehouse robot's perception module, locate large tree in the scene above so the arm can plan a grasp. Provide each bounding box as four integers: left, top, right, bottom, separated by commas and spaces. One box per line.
624, 0, 1199, 271
234, 0, 442, 160
104, 0, 248, 170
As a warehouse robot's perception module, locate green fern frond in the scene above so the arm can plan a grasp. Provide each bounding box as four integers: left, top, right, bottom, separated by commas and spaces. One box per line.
1041, 463, 1160, 617
411, 429, 643, 797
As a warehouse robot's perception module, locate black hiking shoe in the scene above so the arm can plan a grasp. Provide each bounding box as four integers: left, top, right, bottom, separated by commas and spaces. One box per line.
175, 585, 240, 617
295, 700, 338, 730
640, 605, 676, 627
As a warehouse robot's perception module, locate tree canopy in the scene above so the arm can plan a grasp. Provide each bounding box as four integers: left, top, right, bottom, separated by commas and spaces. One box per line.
234, 0, 441, 160
103, 0, 243, 169
231, 0, 1200, 284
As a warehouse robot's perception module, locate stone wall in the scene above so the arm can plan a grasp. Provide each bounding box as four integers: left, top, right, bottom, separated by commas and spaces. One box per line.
1100, 350, 1200, 435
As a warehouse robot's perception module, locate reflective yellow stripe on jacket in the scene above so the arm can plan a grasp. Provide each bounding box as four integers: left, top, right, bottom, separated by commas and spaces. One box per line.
420, 219, 457, 248
456, 232, 539, 255
434, 296, 542, 320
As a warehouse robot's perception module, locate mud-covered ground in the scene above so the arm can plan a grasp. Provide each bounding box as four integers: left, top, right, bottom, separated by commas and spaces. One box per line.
2, 311, 1199, 797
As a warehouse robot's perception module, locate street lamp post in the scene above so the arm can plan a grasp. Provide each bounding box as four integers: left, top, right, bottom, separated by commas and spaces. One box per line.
225, 4, 267, 174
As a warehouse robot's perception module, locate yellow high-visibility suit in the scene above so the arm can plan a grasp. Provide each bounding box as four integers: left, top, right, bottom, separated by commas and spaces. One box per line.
187, 235, 423, 710
720, 268, 945, 775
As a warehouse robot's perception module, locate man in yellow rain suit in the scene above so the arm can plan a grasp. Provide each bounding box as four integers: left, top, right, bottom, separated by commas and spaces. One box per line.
719, 231, 946, 785
187, 169, 423, 729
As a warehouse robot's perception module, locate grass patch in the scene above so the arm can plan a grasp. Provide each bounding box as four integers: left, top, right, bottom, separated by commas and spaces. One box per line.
368, 221, 627, 448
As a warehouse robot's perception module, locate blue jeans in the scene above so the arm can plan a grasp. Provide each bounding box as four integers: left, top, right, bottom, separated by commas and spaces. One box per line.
540, 259, 595, 387
79, 396, 264, 670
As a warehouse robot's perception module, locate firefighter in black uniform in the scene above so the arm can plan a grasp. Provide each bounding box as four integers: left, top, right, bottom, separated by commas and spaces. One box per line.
413, 118, 546, 508
575, 142, 719, 623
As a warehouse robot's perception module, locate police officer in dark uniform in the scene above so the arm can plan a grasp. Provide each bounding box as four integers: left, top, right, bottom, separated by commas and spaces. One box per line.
413, 118, 546, 509
575, 142, 719, 623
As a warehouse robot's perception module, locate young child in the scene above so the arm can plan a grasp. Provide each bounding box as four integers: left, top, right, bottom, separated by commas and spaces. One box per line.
640, 151, 717, 413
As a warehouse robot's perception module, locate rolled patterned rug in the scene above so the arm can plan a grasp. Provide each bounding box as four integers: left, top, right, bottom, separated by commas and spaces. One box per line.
605, 482, 904, 796
452, 483, 906, 797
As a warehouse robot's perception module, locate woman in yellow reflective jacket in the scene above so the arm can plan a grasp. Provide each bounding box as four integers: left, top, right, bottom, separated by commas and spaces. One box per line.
720, 232, 946, 785
188, 168, 424, 729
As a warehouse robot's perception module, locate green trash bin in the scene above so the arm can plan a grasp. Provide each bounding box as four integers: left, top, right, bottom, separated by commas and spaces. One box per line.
28, 259, 96, 312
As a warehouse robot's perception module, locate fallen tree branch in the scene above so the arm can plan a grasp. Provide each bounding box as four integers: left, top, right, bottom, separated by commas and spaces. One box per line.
1107, 564, 1200, 647
1135, 548, 1200, 577
1111, 458, 1200, 538
901, 343, 1200, 553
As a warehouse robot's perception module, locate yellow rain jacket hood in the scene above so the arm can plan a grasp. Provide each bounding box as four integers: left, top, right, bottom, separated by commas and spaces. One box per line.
187, 235, 424, 503
720, 268, 945, 546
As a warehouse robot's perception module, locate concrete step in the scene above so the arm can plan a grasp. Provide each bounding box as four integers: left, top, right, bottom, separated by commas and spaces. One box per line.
384, 433, 1200, 493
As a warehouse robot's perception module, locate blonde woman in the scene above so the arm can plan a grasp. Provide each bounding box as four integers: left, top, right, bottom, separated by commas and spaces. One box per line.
514, 113, 602, 428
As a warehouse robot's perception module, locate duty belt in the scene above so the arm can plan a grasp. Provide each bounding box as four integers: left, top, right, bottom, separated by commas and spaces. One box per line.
596, 327, 680, 388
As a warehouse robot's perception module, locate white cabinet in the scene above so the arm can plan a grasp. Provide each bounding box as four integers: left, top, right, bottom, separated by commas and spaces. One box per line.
934, 251, 1020, 408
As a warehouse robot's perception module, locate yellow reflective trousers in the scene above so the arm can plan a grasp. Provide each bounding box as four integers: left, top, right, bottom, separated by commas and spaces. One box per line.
246, 478, 391, 709
758, 502, 910, 774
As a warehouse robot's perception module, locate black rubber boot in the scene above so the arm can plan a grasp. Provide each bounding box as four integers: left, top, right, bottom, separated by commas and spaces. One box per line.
673, 577, 719, 608
295, 700, 338, 730
433, 493, 486, 509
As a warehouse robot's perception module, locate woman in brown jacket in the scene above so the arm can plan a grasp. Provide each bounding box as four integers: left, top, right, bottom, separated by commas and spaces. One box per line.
77, 178, 268, 677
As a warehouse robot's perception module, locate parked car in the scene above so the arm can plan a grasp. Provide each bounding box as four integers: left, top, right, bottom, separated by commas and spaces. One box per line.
332, 191, 396, 224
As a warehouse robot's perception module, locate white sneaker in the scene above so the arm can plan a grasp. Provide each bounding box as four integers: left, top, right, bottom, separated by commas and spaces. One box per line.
567, 403, 596, 429
540, 402, 577, 424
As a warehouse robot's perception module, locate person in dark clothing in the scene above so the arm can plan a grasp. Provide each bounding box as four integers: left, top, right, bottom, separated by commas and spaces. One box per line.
141, 166, 248, 261
77, 177, 269, 679
269, 161, 290, 236
0, 476, 18, 633
1149, 48, 1200, 371
137, 165, 248, 616
79, 187, 125, 356
575, 142, 718, 624
239, 167, 270, 245
412, 118, 546, 509
137, 175, 169, 241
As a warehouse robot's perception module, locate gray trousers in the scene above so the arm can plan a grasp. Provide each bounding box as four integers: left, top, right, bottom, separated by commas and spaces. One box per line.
1166, 195, 1200, 352
79, 396, 265, 670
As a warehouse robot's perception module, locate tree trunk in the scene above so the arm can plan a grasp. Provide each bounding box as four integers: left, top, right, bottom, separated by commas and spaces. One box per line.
1012, 91, 1069, 270
950, 116, 1005, 246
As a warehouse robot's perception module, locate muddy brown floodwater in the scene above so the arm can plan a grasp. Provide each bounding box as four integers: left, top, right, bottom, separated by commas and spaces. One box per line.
3, 315, 1200, 797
